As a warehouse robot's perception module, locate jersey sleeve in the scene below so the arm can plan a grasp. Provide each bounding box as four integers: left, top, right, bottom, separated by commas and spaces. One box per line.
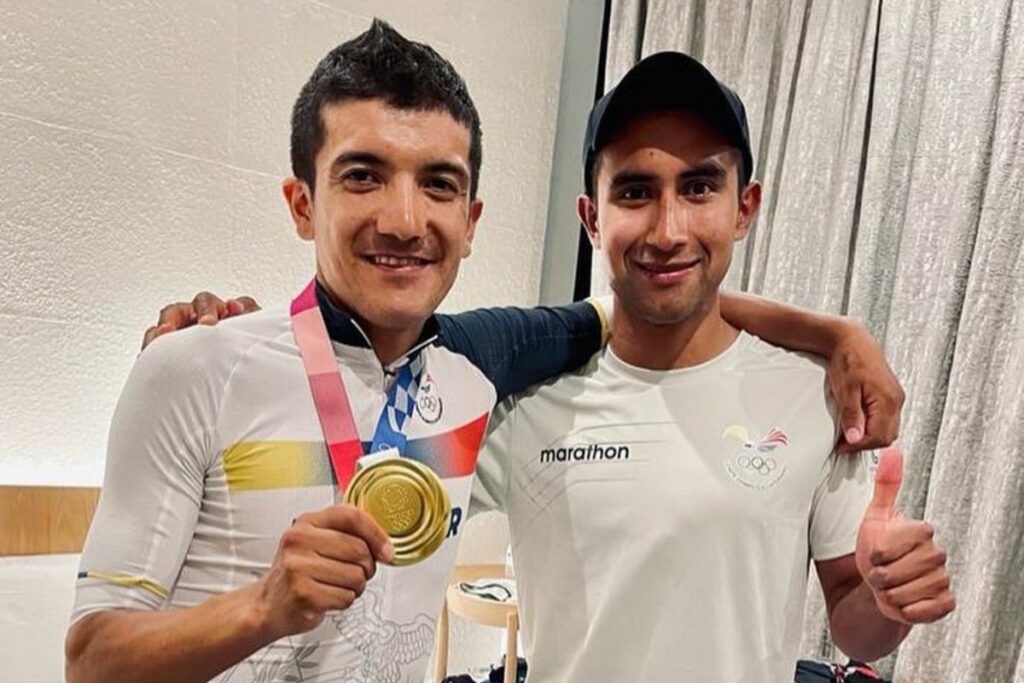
71, 328, 225, 622
808, 450, 876, 561
437, 299, 607, 403
469, 397, 518, 517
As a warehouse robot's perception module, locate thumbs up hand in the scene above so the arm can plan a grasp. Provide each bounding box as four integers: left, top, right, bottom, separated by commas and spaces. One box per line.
855, 447, 956, 624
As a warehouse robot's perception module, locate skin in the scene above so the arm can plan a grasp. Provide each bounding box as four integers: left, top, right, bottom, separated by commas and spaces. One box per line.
66, 99, 482, 683
577, 109, 953, 661
283, 99, 483, 364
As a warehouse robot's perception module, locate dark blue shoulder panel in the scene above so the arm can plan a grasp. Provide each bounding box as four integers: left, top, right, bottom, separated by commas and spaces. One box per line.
435, 302, 603, 403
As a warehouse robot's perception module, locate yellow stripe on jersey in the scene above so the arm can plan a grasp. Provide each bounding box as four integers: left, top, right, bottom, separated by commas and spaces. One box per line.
78, 571, 169, 600
587, 296, 612, 346
222, 441, 333, 490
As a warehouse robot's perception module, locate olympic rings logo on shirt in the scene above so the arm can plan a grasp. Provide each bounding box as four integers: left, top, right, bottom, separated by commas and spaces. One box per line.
737, 455, 778, 476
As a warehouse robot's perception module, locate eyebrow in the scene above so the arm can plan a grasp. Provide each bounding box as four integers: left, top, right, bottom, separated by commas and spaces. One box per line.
609, 171, 657, 189
679, 160, 728, 182
329, 152, 469, 187
423, 161, 470, 187
330, 151, 387, 176
608, 159, 729, 189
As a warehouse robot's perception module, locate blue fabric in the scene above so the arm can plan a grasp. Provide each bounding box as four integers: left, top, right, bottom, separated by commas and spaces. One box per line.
437, 302, 603, 403
314, 281, 604, 404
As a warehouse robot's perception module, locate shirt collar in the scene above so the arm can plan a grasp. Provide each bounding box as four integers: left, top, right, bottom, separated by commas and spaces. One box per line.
314, 281, 439, 365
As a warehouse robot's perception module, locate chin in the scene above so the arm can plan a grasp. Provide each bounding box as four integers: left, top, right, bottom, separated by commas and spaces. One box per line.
364, 300, 436, 330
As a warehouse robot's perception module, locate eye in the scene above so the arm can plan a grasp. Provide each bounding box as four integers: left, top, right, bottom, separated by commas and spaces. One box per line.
618, 185, 652, 202
425, 176, 460, 199
685, 180, 715, 198
341, 168, 379, 190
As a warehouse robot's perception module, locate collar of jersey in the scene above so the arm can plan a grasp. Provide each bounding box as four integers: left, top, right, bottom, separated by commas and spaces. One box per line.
314, 280, 440, 369
603, 331, 751, 383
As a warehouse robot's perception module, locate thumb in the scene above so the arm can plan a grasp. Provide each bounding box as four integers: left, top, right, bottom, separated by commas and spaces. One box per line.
869, 446, 903, 515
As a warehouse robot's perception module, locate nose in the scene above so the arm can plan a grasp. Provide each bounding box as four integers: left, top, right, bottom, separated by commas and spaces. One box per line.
377, 176, 426, 241
646, 193, 689, 252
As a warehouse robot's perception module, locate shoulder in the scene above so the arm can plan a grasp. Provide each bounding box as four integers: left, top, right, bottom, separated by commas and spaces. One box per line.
495, 348, 603, 414
134, 305, 291, 396
733, 333, 829, 382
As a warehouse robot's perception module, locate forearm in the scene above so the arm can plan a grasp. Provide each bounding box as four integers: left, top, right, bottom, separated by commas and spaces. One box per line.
66, 583, 271, 683
719, 290, 853, 357
829, 581, 912, 662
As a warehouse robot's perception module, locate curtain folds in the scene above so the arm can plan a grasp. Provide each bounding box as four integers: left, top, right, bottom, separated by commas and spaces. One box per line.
602, 1, 1024, 679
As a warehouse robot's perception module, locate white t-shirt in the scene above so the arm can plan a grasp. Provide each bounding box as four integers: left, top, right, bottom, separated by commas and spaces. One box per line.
473, 332, 874, 683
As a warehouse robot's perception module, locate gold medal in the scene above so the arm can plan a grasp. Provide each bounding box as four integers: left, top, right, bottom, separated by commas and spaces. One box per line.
344, 458, 450, 566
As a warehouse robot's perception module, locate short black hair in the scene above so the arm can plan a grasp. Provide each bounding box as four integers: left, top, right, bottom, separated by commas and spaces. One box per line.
290, 19, 483, 198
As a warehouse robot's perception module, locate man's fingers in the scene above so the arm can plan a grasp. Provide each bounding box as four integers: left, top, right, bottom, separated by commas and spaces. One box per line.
858, 395, 900, 450
233, 296, 261, 313
875, 567, 950, 608
306, 582, 359, 614
314, 505, 395, 564
192, 291, 227, 325
226, 299, 245, 316
899, 594, 956, 623
868, 447, 903, 515
867, 520, 938, 569
305, 526, 376, 581
834, 381, 865, 450
157, 302, 197, 329
305, 556, 371, 596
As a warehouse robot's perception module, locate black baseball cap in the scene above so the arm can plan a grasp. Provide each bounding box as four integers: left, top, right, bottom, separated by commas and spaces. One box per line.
583, 51, 753, 196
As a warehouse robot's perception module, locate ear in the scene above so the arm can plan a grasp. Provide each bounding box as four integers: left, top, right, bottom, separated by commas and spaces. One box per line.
576, 194, 601, 249
461, 198, 484, 258
283, 177, 315, 241
734, 180, 762, 241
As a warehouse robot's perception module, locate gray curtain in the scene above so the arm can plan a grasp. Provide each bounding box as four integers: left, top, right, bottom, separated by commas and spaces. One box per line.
602, 0, 1024, 680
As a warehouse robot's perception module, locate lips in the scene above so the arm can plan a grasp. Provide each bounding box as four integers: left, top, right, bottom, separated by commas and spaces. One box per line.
366, 254, 432, 267
634, 258, 700, 285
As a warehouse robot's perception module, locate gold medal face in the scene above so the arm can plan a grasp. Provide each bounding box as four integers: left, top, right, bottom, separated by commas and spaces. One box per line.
345, 458, 450, 566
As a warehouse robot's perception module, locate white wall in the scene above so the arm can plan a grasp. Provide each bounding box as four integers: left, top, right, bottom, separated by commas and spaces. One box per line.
0, 0, 569, 486
0, 0, 571, 680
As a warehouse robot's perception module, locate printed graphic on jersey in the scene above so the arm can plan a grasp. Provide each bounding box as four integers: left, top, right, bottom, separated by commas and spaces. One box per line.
415, 372, 444, 424
722, 425, 789, 489
214, 586, 434, 683
222, 414, 489, 491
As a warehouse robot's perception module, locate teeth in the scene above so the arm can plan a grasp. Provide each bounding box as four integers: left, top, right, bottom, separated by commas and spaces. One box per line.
372, 255, 425, 267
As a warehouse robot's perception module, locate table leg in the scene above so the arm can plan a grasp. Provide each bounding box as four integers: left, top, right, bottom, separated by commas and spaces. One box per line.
503, 611, 519, 683
434, 598, 449, 683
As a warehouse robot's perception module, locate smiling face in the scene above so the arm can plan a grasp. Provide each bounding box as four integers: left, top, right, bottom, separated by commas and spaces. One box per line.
579, 109, 760, 327
284, 98, 482, 343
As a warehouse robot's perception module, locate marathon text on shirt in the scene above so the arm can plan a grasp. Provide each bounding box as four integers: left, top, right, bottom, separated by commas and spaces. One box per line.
539, 443, 631, 464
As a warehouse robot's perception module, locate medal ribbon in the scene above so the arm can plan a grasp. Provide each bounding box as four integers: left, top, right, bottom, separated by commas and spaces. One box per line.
290, 278, 424, 491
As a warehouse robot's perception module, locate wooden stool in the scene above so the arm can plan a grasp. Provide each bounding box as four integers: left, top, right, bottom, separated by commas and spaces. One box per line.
433, 563, 519, 683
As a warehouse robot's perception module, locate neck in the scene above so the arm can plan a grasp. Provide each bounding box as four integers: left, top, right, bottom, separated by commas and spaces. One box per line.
363, 323, 425, 366
316, 277, 426, 366
609, 294, 739, 370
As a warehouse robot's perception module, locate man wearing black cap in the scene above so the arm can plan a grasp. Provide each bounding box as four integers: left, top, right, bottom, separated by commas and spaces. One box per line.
471, 52, 954, 682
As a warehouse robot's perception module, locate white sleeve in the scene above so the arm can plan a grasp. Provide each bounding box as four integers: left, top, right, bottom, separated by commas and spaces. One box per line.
72, 329, 225, 622
469, 397, 518, 517
809, 450, 877, 561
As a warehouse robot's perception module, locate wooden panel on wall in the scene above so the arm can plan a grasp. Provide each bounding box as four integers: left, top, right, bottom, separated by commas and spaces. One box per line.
0, 486, 100, 556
